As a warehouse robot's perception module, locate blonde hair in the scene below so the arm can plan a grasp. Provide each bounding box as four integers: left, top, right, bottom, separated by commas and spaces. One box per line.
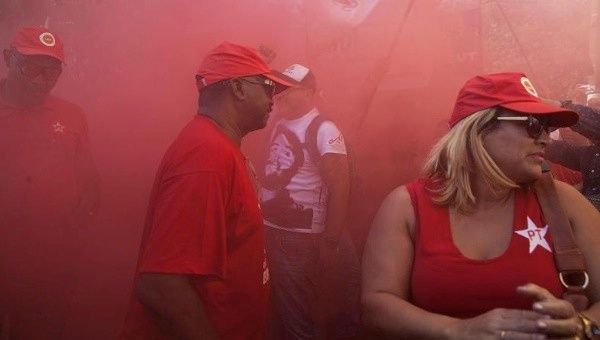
423, 108, 519, 214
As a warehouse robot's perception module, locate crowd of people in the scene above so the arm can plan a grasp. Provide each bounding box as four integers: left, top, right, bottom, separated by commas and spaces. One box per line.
1, 26, 600, 340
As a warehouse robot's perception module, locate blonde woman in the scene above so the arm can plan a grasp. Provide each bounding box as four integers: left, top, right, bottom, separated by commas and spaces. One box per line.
362, 73, 600, 339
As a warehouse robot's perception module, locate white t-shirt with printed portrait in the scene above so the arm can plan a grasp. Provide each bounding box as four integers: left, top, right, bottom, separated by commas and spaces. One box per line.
261, 107, 346, 233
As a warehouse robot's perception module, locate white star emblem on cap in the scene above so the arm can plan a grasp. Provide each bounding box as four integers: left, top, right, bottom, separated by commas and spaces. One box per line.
515, 216, 552, 253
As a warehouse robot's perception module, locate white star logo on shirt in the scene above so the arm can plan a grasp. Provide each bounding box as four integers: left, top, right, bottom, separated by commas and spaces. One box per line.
515, 216, 552, 254
52, 121, 65, 134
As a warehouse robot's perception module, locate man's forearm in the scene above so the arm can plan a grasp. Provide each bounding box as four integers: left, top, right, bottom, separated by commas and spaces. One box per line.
562, 101, 600, 140
324, 180, 349, 240
546, 140, 581, 171
76, 150, 101, 217
321, 153, 351, 241
136, 273, 218, 340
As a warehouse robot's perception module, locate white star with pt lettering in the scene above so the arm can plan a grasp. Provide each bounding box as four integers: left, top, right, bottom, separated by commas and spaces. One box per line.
52, 121, 65, 134
515, 217, 552, 254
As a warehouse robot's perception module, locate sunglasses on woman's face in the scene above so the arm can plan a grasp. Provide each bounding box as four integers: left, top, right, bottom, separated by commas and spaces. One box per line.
496, 115, 556, 139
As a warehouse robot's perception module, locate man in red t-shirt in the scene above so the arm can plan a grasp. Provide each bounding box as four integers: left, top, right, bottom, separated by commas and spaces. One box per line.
0, 27, 99, 339
120, 42, 293, 340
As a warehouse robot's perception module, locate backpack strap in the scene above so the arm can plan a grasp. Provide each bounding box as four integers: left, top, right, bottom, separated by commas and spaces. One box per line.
304, 114, 329, 165
534, 166, 589, 311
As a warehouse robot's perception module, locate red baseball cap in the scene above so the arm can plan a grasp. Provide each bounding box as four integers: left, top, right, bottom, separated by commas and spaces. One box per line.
10, 26, 65, 63
449, 72, 578, 128
196, 42, 294, 91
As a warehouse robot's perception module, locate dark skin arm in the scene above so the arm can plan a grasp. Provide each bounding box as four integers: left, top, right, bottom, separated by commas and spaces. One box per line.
314, 152, 351, 330
136, 273, 218, 340
73, 119, 100, 226
546, 139, 582, 171
543, 98, 600, 140
75, 155, 100, 221
319, 152, 350, 243
562, 101, 600, 141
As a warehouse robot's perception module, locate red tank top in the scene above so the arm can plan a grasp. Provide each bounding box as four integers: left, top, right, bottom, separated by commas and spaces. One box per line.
407, 179, 565, 318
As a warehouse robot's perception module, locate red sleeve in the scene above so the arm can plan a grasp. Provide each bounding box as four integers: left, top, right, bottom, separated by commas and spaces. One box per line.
138, 170, 230, 278
549, 162, 582, 185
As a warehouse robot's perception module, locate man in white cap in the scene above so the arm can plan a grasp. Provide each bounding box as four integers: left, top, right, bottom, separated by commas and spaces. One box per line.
261, 64, 359, 339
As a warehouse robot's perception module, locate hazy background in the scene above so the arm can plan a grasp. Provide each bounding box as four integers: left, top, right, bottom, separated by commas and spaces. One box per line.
0, 0, 595, 338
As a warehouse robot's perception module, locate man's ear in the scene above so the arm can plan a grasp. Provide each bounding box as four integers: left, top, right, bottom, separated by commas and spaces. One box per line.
229, 78, 246, 100
195, 75, 205, 92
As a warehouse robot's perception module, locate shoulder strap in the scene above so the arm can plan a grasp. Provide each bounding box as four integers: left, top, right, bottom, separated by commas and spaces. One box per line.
533, 167, 589, 310
304, 114, 328, 164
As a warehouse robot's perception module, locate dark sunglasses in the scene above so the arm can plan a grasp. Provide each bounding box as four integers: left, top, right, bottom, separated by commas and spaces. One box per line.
19, 63, 62, 80
496, 115, 557, 139
239, 77, 276, 98
12, 53, 62, 80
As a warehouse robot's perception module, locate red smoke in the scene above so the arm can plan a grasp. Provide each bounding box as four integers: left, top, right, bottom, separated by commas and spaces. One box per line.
0, 1, 594, 338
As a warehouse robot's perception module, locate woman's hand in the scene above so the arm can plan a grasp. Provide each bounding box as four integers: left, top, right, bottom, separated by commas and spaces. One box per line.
517, 283, 584, 339
447, 308, 547, 340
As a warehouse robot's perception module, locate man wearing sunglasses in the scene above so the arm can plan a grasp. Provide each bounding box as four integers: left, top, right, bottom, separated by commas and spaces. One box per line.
0, 27, 99, 338
120, 42, 293, 340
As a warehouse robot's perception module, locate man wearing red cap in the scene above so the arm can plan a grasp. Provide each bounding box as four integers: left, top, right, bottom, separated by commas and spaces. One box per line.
120, 42, 292, 340
0, 27, 99, 339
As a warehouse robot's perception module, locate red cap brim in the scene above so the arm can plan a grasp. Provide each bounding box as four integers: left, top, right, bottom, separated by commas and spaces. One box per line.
500, 101, 579, 127
264, 71, 297, 93
267, 71, 298, 95
14, 46, 64, 63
